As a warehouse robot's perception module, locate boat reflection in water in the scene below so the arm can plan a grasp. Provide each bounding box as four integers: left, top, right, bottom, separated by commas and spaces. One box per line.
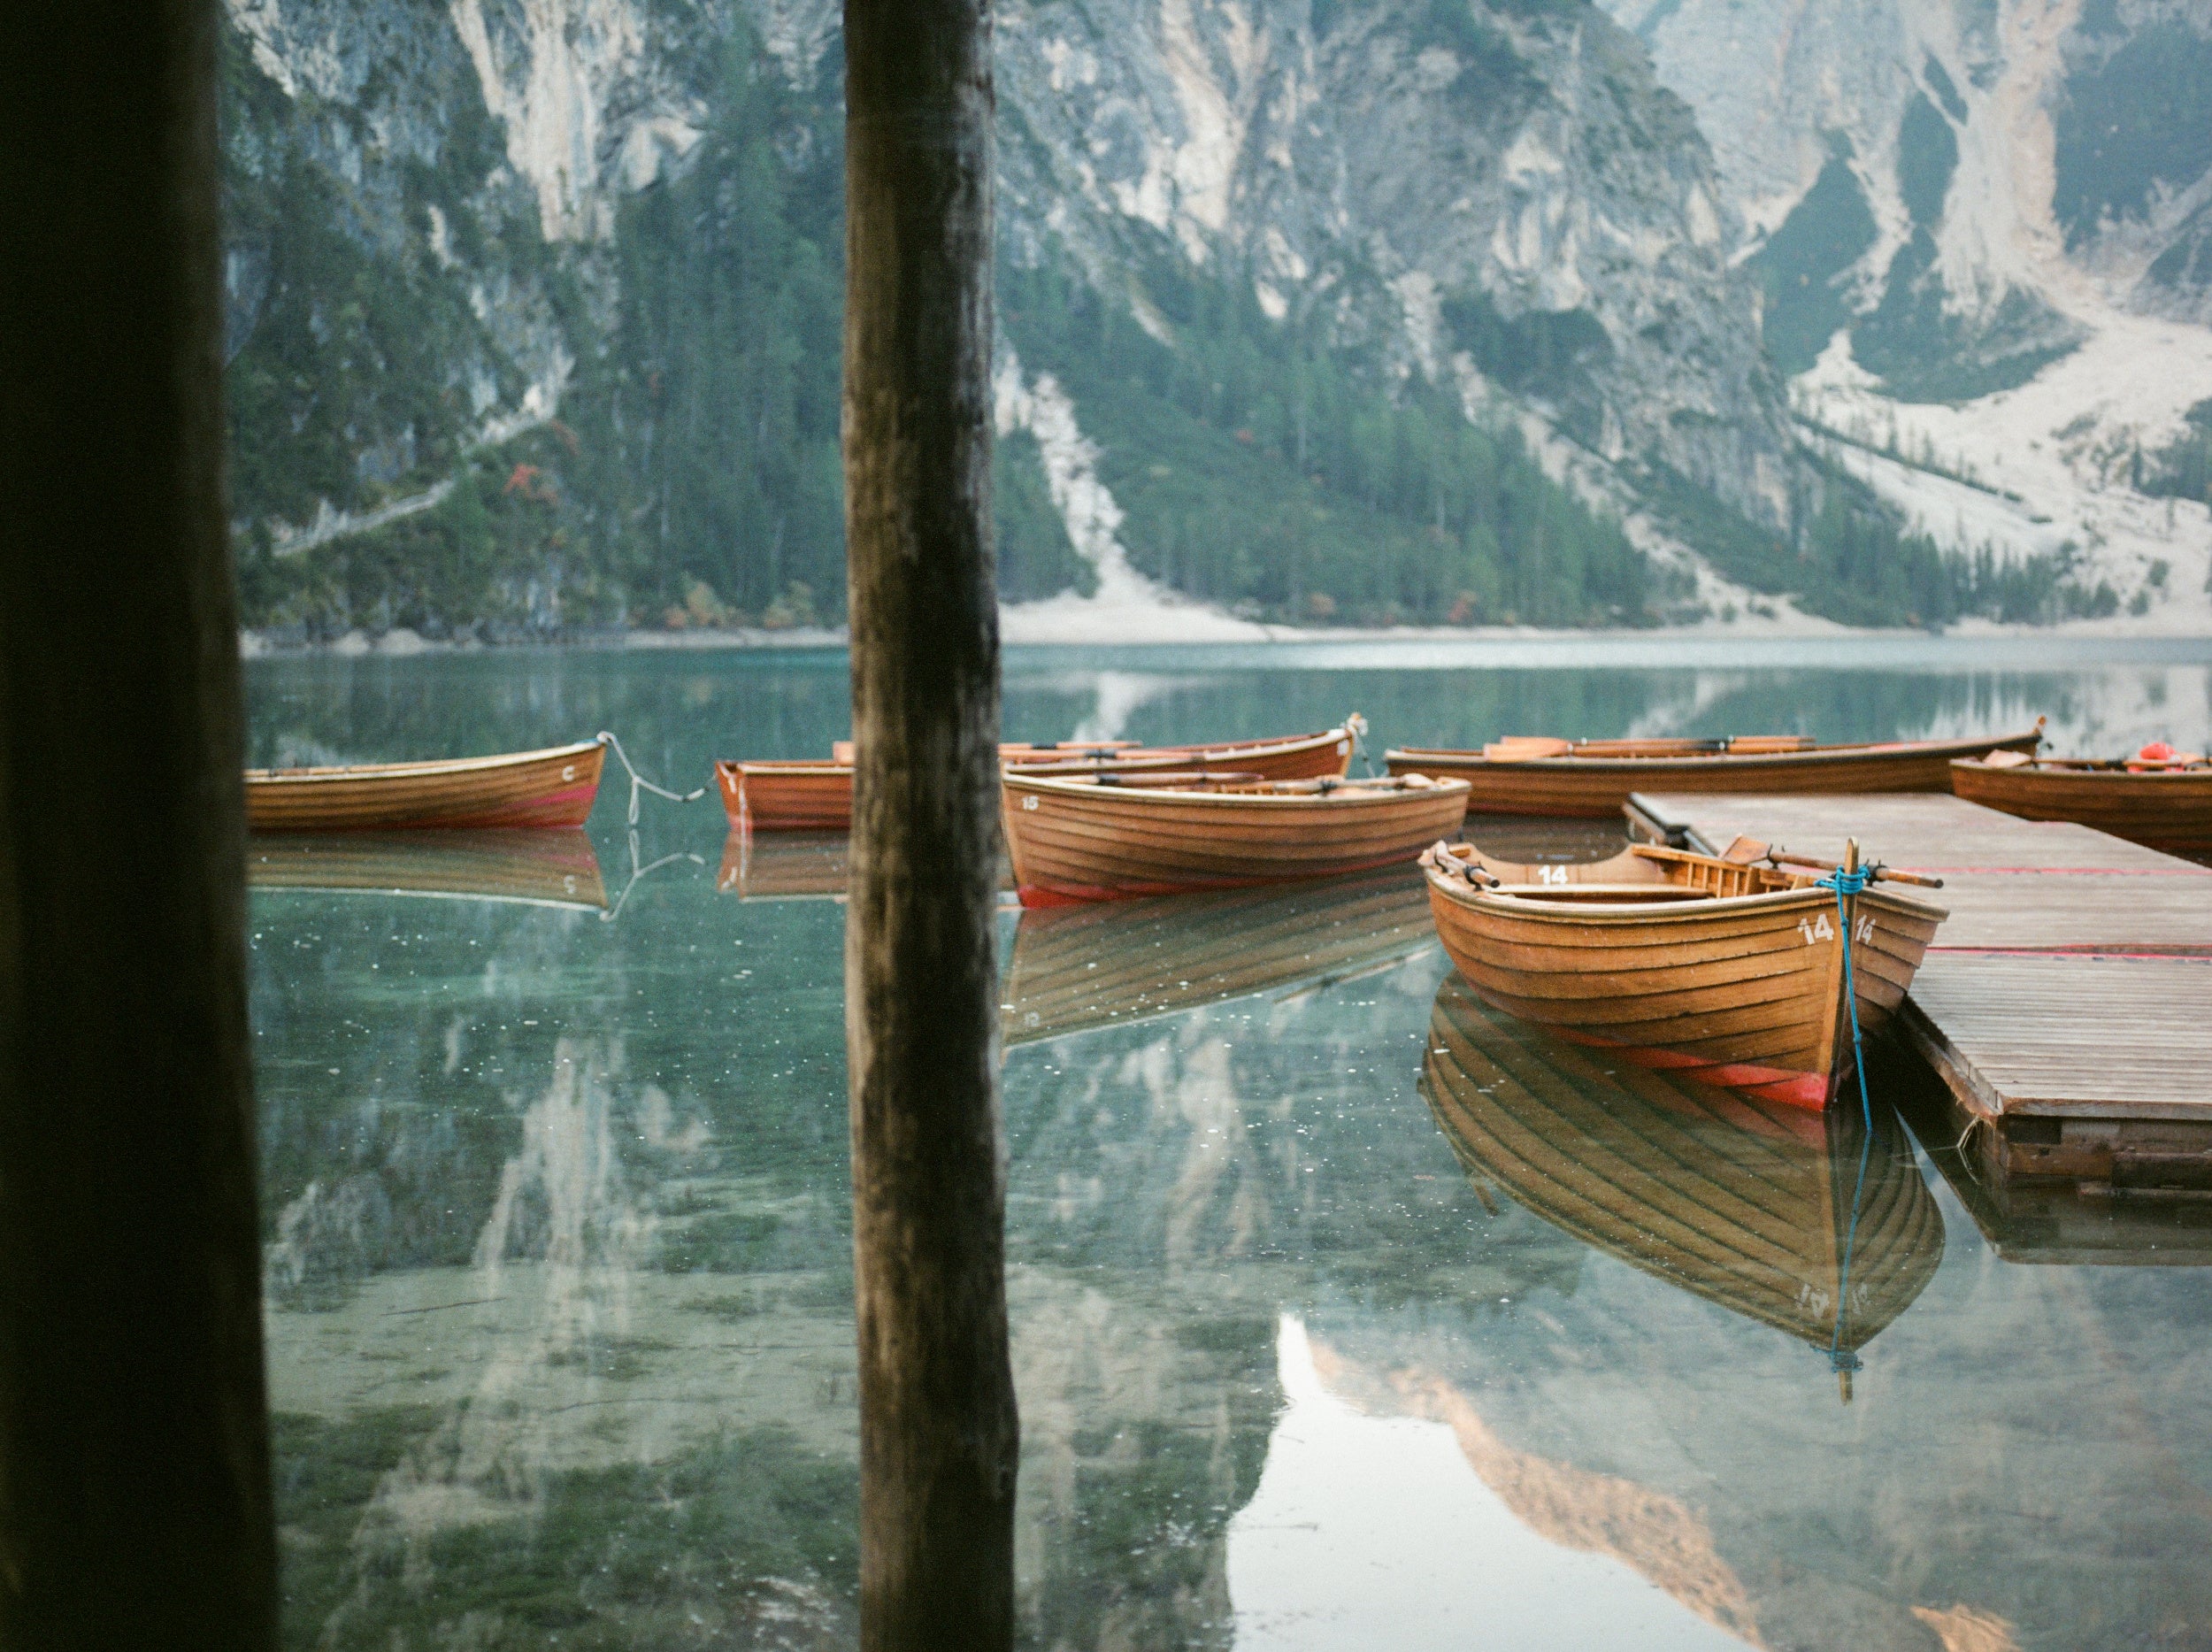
1004, 866, 1434, 1047
715, 827, 849, 901
247, 828, 607, 911
1421, 976, 1942, 1396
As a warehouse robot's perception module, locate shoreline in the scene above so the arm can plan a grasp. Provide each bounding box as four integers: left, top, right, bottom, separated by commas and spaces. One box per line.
242, 619, 2212, 661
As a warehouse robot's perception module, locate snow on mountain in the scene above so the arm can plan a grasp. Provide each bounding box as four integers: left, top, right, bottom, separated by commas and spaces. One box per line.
1604, 0, 2212, 626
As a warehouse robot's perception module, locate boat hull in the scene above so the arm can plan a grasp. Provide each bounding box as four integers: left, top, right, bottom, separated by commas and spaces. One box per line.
718, 760, 854, 832
1388, 731, 2043, 818
1950, 758, 2212, 857
1423, 864, 1944, 1109
719, 727, 1358, 831
244, 741, 605, 831
1002, 775, 1470, 904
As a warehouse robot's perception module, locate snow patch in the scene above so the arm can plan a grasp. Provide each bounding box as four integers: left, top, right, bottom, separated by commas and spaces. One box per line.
995, 350, 1267, 643
1796, 311, 2212, 633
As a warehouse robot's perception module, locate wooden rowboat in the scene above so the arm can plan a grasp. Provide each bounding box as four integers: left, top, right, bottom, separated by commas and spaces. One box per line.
714, 758, 853, 832
246, 829, 608, 911
245, 739, 606, 831
1386, 726, 2045, 818
715, 748, 1125, 833
1950, 749, 2212, 858
1002, 867, 1434, 1045
1002, 770, 1470, 905
718, 725, 1361, 832
1421, 975, 1942, 1391
1420, 836, 1947, 1109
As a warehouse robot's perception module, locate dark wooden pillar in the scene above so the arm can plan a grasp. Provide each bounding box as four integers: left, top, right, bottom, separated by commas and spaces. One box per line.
0, 2, 279, 1646
841, 0, 1018, 1645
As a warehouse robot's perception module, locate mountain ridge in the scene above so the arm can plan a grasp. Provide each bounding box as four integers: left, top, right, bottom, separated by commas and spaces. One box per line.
220, 0, 2212, 640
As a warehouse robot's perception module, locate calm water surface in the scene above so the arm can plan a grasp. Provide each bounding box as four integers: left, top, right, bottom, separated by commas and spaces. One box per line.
246, 641, 2212, 1650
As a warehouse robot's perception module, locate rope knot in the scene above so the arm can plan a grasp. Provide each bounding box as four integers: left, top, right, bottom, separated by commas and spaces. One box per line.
1817, 865, 1871, 896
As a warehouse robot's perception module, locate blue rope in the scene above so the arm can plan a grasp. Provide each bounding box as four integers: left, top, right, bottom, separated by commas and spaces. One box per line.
1815, 863, 1876, 1382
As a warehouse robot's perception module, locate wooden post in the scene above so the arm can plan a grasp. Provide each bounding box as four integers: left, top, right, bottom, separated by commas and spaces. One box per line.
0, 2, 279, 1646
841, 0, 1018, 1647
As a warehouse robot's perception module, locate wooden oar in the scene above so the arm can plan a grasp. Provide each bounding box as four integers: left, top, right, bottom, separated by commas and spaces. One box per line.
1084, 770, 1270, 789
1764, 848, 1944, 888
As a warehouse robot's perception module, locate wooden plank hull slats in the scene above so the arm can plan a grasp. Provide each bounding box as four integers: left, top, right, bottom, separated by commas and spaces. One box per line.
244, 740, 606, 832
1422, 841, 1947, 1110
1002, 868, 1434, 1046
1421, 977, 1943, 1364
245, 829, 608, 911
717, 726, 1359, 832
716, 759, 856, 832
1386, 728, 2044, 818
1000, 772, 1471, 905
1951, 757, 2212, 857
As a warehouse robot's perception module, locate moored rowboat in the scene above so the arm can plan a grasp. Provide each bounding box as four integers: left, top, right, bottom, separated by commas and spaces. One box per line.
719, 724, 1362, 832
714, 743, 1131, 833
1420, 837, 1947, 1109
245, 739, 606, 831
714, 759, 853, 832
1386, 726, 2045, 818
1950, 749, 2212, 857
1002, 770, 1471, 905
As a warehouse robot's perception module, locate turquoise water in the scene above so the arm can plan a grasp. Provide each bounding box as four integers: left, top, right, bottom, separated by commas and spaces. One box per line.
246, 641, 2212, 1650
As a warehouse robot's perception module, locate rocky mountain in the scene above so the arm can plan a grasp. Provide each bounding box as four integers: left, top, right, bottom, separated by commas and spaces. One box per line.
1601, 0, 2212, 628
220, 0, 2212, 638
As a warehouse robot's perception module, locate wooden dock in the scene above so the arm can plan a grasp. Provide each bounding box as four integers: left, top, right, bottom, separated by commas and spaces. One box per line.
1622, 791, 2212, 1193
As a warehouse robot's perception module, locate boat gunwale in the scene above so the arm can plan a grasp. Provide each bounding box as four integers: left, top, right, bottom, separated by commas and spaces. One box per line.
246, 738, 604, 785
1002, 772, 1469, 811
1422, 859, 1949, 927
719, 757, 853, 778
1950, 757, 2212, 784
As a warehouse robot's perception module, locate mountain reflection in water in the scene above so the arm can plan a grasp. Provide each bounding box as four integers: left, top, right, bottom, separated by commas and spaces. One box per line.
246, 644, 2212, 1651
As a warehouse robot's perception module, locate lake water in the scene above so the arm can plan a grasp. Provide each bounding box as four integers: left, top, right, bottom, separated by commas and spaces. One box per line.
245, 638, 2212, 1650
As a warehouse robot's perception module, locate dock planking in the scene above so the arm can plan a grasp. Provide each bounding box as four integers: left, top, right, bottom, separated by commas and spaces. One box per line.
1622, 791, 2212, 1194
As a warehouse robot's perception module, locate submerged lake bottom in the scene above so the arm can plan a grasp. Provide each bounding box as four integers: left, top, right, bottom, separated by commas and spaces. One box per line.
248, 640, 2212, 1649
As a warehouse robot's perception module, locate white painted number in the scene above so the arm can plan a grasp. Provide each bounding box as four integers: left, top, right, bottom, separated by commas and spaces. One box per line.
1855, 915, 1876, 943
1797, 913, 1835, 945
562, 765, 576, 781
1539, 864, 1568, 885
1337, 740, 1350, 755
1021, 795, 1039, 811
